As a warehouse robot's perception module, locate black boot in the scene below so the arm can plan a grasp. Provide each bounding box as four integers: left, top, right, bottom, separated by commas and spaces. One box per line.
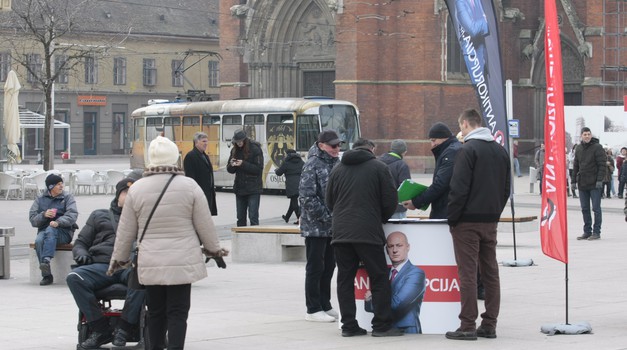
81, 318, 112, 349
112, 318, 133, 347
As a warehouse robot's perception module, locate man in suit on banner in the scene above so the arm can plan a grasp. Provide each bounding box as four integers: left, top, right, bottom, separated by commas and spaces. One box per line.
365, 231, 426, 334
455, 0, 489, 84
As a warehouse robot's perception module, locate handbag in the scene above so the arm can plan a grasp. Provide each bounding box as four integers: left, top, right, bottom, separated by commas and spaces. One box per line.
127, 174, 176, 290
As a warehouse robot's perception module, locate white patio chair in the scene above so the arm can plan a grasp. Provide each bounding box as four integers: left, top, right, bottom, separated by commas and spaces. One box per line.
21, 172, 49, 199
74, 170, 97, 195
60, 170, 76, 194
105, 170, 126, 194
0, 173, 22, 200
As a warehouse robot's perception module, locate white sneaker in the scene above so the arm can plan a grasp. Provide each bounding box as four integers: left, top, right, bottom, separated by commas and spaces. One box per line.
324, 308, 339, 320
305, 311, 335, 322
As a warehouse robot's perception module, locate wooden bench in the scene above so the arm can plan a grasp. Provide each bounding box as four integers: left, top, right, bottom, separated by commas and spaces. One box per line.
231, 226, 304, 263
406, 215, 538, 233
29, 243, 74, 285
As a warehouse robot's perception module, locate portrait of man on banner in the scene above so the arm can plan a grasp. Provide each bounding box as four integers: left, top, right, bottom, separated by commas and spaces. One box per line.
455, 0, 489, 85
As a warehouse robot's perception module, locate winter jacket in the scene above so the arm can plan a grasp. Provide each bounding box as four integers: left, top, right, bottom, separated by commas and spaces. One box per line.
226, 140, 264, 196
110, 168, 221, 286
299, 143, 339, 238
621, 161, 627, 182
603, 155, 614, 183
447, 127, 511, 226
572, 137, 606, 191
411, 137, 461, 219
275, 152, 305, 198
326, 148, 398, 246
184, 146, 218, 215
616, 155, 625, 179
72, 199, 121, 264
379, 152, 411, 214
29, 191, 78, 233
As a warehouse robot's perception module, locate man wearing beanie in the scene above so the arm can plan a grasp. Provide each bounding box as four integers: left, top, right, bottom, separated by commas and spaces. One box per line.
29, 173, 78, 286
379, 139, 411, 218
402, 122, 461, 219
67, 178, 145, 349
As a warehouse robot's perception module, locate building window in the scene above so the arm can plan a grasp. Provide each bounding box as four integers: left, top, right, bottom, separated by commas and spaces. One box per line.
55, 55, 69, 84
446, 14, 467, 77
113, 57, 126, 85
208, 61, 219, 87
143, 58, 157, 86
171, 59, 184, 87
0, 52, 10, 82
85, 55, 98, 84
26, 53, 41, 83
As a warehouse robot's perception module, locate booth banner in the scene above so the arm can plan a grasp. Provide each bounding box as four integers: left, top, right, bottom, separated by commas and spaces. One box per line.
444, 0, 509, 150
353, 221, 460, 334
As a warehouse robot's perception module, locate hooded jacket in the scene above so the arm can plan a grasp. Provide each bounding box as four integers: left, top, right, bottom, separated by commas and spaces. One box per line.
379, 152, 411, 214
572, 137, 606, 191
411, 137, 461, 219
275, 152, 305, 198
299, 143, 338, 238
447, 127, 510, 226
326, 148, 398, 246
72, 199, 121, 264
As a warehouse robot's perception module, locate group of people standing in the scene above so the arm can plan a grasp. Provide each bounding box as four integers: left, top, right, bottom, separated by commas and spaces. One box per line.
300, 109, 511, 341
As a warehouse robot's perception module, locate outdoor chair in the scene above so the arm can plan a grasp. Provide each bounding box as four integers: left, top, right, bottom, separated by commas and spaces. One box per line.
105, 170, 125, 194
21, 172, 48, 199
0, 173, 23, 200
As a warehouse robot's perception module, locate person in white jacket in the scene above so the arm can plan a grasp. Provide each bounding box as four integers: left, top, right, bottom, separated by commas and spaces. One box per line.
108, 136, 228, 349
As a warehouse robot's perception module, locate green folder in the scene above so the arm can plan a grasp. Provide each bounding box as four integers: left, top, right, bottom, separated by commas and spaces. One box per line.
397, 179, 429, 210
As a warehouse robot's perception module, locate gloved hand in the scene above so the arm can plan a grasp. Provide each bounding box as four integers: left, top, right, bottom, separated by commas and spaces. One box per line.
202, 247, 230, 258
205, 256, 227, 269
75, 255, 92, 266
596, 181, 603, 189
106, 260, 130, 276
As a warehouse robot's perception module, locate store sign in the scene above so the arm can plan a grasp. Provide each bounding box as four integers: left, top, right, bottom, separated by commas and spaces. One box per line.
78, 95, 107, 106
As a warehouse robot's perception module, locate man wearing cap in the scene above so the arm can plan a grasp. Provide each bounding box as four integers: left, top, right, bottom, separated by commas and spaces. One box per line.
299, 130, 342, 322
67, 178, 145, 349
402, 122, 461, 219
184, 131, 218, 216
379, 139, 411, 219
227, 129, 264, 226
29, 173, 79, 286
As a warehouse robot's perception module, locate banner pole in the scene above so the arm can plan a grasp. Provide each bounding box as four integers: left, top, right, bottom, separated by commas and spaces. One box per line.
565, 263, 569, 325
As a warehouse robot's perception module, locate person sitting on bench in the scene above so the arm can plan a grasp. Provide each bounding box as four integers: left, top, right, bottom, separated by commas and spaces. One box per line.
67, 178, 145, 349
29, 174, 78, 286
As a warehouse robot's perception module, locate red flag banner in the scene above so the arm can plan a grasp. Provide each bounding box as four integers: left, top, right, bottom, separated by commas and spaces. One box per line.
540, 0, 568, 264
444, 0, 509, 151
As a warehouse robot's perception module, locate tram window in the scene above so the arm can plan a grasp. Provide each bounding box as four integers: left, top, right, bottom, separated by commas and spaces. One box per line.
163, 117, 181, 141
244, 114, 264, 142
296, 115, 320, 151
183, 116, 200, 126
202, 116, 220, 125
222, 114, 242, 142
320, 105, 358, 150
146, 117, 163, 141
182, 116, 200, 141
133, 118, 144, 141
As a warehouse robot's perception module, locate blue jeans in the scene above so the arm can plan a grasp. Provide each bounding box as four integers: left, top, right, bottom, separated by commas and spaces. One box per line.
578, 188, 602, 235
35, 226, 72, 264
236, 194, 260, 226
513, 158, 521, 177
66, 263, 145, 325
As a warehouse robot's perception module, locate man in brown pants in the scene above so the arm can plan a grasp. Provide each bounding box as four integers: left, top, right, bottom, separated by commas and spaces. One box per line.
445, 109, 511, 340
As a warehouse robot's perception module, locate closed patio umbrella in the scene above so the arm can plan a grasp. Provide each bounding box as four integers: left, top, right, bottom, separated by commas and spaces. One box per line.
3, 70, 21, 164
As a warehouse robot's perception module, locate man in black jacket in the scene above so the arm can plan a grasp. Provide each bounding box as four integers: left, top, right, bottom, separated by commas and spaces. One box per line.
326, 138, 402, 337
445, 109, 510, 341
402, 122, 461, 219
379, 139, 411, 219
184, 131, 218, 216
572, 127, 606, 240
66, 178, 145, 349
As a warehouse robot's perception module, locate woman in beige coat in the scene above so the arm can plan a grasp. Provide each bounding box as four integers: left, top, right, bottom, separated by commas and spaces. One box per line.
108, 136, 226, 350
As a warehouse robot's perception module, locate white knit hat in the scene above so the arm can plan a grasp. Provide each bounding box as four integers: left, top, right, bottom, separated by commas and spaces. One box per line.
148, 136, 180, 167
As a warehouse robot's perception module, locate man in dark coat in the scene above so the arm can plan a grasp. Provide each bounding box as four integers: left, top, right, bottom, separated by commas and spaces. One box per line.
572, 127, 606, 240
275, 149, 304, 223
327, 138, 402, 337
184, 131, 218, 216
66, 178, 145, 349
379, 139, 411, 218
227, 129, 264, 226
445, 109, 510, 341
402, 122, 461, 219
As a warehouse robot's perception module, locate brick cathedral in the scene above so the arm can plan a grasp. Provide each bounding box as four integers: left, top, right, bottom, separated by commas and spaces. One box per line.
219, 0, 624, 171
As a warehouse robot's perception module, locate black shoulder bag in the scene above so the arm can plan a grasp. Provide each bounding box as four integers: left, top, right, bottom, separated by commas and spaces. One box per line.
127, 174, 176, 290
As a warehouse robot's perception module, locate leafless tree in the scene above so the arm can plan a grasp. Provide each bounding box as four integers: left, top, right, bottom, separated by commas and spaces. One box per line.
1, 0, 130, 170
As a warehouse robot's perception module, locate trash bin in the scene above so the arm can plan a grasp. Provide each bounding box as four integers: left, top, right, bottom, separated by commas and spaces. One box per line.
529, 167, 537, 193
61, 151, 70, 160
0, 227, 15, 279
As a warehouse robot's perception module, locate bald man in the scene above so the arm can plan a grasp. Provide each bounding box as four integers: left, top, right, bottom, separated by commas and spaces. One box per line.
366, 231, 426, 333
